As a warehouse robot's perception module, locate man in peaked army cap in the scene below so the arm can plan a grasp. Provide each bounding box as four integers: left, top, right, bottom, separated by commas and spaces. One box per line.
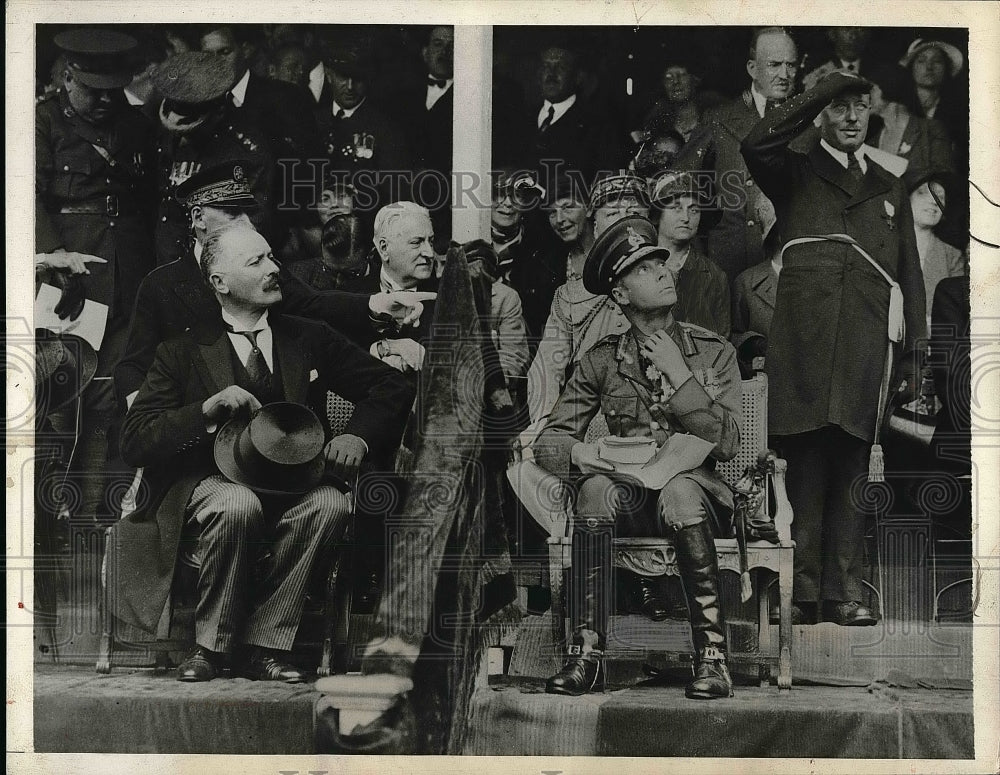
36, 27, 157, 526
533, 216, 742, 700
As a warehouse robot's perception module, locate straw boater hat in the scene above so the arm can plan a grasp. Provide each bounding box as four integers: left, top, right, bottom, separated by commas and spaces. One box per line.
899, 39, 964, 78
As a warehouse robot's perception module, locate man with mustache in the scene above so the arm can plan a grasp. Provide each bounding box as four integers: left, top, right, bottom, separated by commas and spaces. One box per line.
742, 70, 926, 626
113, 224, 414, 683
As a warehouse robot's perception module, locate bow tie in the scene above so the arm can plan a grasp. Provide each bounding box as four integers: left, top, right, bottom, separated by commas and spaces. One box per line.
427, 77, 449, 89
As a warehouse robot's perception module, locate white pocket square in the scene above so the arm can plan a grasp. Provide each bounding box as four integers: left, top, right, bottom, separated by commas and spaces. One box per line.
309, 369, 319, 382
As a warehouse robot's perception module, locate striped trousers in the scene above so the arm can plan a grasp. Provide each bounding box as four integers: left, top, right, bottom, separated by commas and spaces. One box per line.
185, 474, 351, 653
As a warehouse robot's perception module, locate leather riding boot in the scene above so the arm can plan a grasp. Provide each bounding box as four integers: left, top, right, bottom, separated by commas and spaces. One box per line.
672, 520, 734, 699
630, 575, 672, 621
546, 519, 612, 696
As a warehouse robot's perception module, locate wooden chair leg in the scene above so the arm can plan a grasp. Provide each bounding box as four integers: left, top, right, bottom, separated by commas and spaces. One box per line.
756, 569, 772, 686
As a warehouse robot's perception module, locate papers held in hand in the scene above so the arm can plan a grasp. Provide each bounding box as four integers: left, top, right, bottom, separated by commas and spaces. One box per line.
587, 434, 715, 489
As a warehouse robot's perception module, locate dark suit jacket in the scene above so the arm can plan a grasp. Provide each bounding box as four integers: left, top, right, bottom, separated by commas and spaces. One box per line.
929, 274, 970, 473
113, 246, 380, 405
674, 243, 731, 339
731, 259, 778, 350
742, 76, 926, 443
239, 71, 320, 160
110, 312, 414, 634
502, 238, 564, 348
527, 97, 619, 180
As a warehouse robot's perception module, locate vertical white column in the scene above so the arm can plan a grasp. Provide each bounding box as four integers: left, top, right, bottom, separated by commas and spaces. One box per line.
451, 25, 493, 242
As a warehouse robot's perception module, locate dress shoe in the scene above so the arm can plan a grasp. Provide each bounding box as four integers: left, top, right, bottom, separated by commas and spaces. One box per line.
239, 647, 307, 683
686, 646, 734, 700
768, 602, 817, 625
822, 600, 879, 626
176, 646, 225, 682
545, 651, 603, 696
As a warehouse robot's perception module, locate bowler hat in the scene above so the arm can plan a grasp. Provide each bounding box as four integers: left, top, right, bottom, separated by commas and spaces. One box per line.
583, 216, 669, 295
152, 51, 238, 107
35, 329, 98, 414
215, 402, 327, 495
175, 159, 259, 210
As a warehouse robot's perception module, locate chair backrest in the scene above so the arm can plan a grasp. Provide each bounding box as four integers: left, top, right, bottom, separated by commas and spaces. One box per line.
326, 392, 356, 436
582, 374, 768, 487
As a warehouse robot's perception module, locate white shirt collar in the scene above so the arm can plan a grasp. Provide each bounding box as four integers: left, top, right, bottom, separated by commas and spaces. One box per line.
193, 239, 204, 265
425, 78, 453, 110
539, 93, 577, 127
379, 266, 415, 292
332, 98, 364, 118
820, 138, 869, 173
123, 87, 143, 106
221, 307, 269, 333
494, 229, 522, 253
229, 69, 251, 108
308, 61, 325, 102
750, 84, 768, 118
839, 59, 861, 72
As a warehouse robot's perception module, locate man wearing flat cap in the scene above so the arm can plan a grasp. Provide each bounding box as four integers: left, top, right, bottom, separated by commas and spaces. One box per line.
533, 216, 742, 699
112, 224, 413, 683
742, 70, 926, 626
36, 28, 157, 526
151, 51, 282, 263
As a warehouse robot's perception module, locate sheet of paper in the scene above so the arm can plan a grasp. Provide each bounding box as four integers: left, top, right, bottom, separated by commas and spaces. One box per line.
34, 282, 108, 351
578, 432, 715, 489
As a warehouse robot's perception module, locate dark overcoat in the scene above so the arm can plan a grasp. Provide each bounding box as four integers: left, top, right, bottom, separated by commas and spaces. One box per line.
742, 76, 926, 443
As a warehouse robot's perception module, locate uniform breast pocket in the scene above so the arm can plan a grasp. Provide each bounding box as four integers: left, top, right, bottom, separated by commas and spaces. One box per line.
52, 149, 99, 199
601, 395, 639, 437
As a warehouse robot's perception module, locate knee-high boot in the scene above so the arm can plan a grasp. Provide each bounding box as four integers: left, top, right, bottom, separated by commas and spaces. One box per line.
545, 518, 612, 696
673, 519, 734, 699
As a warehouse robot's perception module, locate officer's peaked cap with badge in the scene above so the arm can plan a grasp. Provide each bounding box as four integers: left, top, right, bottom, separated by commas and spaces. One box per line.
175, 159, 259, 210
590, 171, 651, 211
583, 216, 669, 295
54, 28, 139, 90
325, 40, 376, 78
152, 51, 238, 108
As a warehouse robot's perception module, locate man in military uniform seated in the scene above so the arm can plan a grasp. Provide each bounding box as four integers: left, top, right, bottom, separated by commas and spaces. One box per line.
533, 217, 742, 699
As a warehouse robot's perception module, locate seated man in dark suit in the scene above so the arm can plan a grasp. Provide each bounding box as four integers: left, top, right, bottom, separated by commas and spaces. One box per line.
114, 225, 413, 683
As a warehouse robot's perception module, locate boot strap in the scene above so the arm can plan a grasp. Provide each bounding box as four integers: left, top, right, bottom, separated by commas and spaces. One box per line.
567, 644, 604, 659
700, 645, 727, 663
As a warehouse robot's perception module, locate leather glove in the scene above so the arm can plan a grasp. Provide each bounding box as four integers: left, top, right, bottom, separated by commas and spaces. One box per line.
54, 274, 87, 321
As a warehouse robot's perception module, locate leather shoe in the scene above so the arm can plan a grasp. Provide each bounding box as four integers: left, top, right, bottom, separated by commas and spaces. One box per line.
823, 600, 879, 626
176, 646, 225, 682
768, 602, 817, 625
685, 646, 734, 699
545, 652, 603, 696
629, 576, 675, 622
239, 647, 307, 683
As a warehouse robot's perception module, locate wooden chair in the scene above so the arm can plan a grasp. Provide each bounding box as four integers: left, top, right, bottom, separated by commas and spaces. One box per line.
546, 374, 795, 689
96, 394, 359, 675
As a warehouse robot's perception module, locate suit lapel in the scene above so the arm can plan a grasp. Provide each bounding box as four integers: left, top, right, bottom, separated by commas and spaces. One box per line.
808, 144, 857, 197
716, 94, 759, 140
846, 161, 892, 209
752, 264, 777, 309
195, 327, 236, 396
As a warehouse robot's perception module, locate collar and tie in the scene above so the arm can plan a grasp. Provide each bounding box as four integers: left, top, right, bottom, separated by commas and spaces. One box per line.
335, 108, 346, 120
846, 151, 864, 184
764, 98, 784, 114
226, 326, 273, 393
539, 105, 556, 133
428, 76, 449, 89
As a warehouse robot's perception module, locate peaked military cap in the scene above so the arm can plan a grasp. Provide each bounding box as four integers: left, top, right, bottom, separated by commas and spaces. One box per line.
590, 172, 650, 211
583, 216, 669, 295
174, 159, 258, 209
152, 51, 238, 106
54, 28, 138, 89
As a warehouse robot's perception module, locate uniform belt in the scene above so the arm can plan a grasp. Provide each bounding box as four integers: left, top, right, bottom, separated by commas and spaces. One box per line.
56, 195, 137, 217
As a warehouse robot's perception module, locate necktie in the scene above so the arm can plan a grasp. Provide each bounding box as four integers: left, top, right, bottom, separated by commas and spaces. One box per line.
240, 330, 272, 394
539, 105, 555, 133
427, 77, 447, 89
846, 62, 857, 72
846, 152, 864, 184
335, 108, 346, 120
764, 98, 782, 114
